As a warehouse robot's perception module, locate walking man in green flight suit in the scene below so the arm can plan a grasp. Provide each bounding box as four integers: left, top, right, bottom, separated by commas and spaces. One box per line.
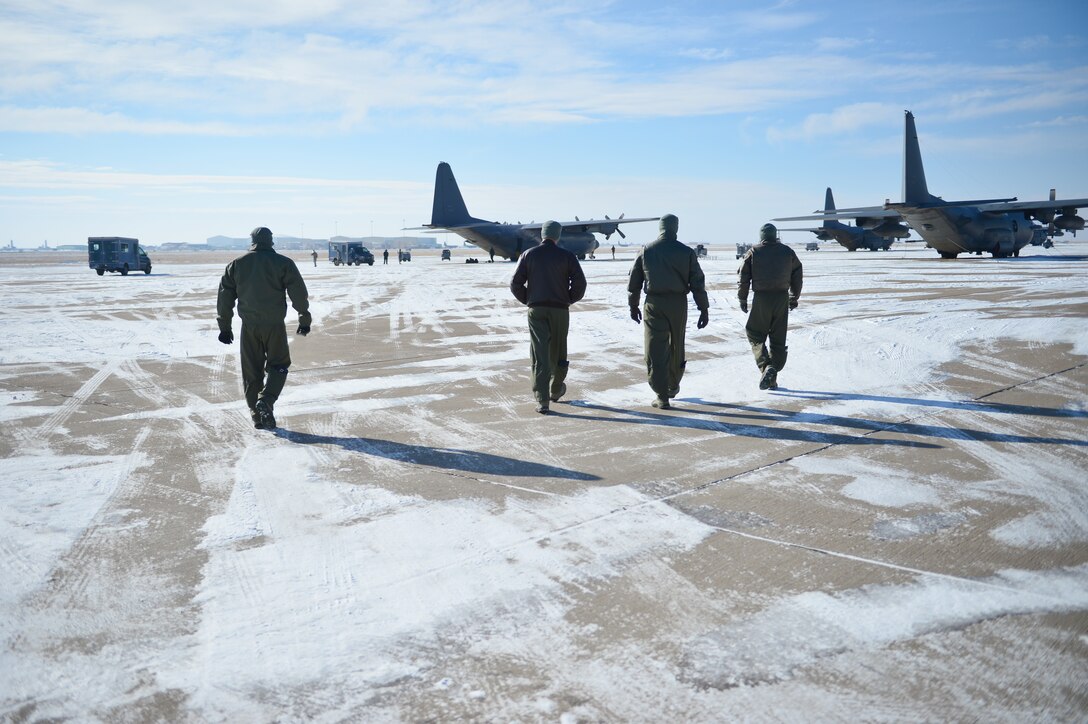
510, 220, 587, 414
628, 213, 709, 409
217, 227, 312, 430
738, 222, 803, 390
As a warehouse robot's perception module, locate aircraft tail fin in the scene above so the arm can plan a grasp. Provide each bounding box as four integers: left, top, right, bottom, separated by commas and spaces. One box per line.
902, 110, 935, 205
431, 162, 473, 227
823, 187, 836, 227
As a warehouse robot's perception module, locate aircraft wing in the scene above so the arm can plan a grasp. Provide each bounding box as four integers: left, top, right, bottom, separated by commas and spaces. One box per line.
971, 197, 1088, 213
402, 222, 496, 231
512, 215, 659, 239
777, 227, 824, 233
560, 215, 658, 228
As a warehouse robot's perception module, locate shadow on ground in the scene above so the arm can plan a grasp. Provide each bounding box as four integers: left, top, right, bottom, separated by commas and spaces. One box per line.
776, 388, 1088, 419
275, 429, 601, 481
561, 400, 941, 448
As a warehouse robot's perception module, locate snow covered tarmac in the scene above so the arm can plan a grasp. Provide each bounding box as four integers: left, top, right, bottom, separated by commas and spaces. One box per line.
2, 244, 1086, 721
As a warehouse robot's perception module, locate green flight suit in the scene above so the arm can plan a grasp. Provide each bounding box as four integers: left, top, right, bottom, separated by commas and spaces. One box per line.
217, 240, 311, 412
642, 293, 690, 398
628, 232, 709, 400
527, 306, 570, 403
509, 234, 587, 407
738, 238, 802, 372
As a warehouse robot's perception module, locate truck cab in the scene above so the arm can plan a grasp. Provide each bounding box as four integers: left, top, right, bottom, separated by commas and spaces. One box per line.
88, 237, 152, 275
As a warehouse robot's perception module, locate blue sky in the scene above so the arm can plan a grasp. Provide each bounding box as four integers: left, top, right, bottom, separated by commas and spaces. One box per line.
1, 0, 1086, 247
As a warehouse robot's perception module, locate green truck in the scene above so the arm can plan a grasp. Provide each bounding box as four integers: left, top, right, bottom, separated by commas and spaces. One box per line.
88, 237, 152, 276
328, 241, 375, 266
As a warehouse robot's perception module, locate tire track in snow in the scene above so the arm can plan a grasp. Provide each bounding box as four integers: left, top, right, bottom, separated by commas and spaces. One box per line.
14, 359, 125, 450
29, 426, 153, 611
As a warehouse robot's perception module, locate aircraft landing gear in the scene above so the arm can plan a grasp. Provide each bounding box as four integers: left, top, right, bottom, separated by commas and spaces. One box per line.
939, 251, 959, 259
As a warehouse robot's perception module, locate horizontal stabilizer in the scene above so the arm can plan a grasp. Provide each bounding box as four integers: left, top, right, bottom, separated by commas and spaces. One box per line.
774, 208, 900, 223
404, 221, 497, 231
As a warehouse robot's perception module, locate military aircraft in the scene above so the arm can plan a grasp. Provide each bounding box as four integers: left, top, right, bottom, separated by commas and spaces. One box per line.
779, 187, 910, 251
408, 162, 658, 260
775, 111, 1087, 258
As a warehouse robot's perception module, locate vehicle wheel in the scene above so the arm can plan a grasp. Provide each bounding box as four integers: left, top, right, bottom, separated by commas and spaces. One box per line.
96, 268, 105, 276
368, 261, 374, 266
121, 264, 129, 276
144, 266, 152, 274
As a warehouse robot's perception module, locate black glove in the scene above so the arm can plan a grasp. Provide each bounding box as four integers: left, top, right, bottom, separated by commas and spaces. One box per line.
696, 308, 709, 329
789, 297, 798, 311
739, 298, 748, 313
630, 306, 642, 324
218, 329, 233, 345
296, 324, 310, 336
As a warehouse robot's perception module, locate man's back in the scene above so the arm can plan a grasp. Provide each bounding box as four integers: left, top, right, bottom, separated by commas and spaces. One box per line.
220, 247, 309, 327
740, 240, 802, 295
510, 242, 587, 308
629, 237, 709, 309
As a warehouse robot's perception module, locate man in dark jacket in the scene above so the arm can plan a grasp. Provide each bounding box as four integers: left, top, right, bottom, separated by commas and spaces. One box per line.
217, 227, 312, 429
510, 220, 587, 414
738, 223, 803, 390
628, 214, 709, 409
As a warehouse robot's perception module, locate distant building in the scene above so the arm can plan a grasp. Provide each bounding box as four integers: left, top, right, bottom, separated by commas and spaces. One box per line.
207, 235, 249, 250
204, 234, 435, 250
160, 242, 211, 251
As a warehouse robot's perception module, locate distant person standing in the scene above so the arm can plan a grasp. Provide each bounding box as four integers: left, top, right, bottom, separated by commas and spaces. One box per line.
216, 227, 312, 430
311, 249, 318, 267
510, 220, 587, 414
738, 223, 802, 390
383, 249, 389, 264
611, 244, 616, 260
627, 214, 709, 409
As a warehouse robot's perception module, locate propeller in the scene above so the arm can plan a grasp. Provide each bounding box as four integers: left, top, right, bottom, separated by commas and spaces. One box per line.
602, 213, 627, 240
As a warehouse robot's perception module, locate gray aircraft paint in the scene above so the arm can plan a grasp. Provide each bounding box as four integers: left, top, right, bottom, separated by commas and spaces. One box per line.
410, 162, 657, 260
775, 111, 1087, 259
779, 187, 909, 252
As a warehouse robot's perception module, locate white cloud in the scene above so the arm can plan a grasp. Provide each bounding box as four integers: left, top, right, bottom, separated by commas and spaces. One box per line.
766, 102, 899, 143
0, 107, 251, 136
2, 1, 1084, 138
733, 3, 820, 32
678, 48, 734, 62
815, 37, 868, 52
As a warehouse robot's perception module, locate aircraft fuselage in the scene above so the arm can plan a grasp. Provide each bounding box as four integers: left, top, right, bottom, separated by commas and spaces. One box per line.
901, 206, 1042, 258
818, 221, 894, 251
451, 223, 599, 260
417, 162, 650, 260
